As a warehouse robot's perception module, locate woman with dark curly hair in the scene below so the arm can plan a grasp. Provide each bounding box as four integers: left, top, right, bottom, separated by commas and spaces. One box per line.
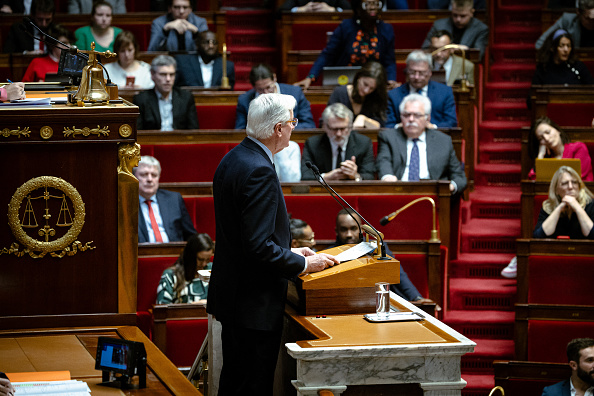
532, 29, 594, 85
326, 61, 387, 128
156, 233, 214, 304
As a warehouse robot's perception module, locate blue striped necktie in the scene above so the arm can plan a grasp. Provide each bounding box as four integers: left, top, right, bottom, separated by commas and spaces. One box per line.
409, 138, 420, 181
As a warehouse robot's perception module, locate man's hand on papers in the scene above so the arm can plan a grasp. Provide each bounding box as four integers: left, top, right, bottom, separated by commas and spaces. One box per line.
305, 253, 338, 273
0, 377, 14, 396
292, 247, 316, 257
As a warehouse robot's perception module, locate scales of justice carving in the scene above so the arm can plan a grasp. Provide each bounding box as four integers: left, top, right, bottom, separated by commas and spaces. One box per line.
2, 176, 95, 259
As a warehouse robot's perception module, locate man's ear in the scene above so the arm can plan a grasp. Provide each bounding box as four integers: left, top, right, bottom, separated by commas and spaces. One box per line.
569, 360, 578, 371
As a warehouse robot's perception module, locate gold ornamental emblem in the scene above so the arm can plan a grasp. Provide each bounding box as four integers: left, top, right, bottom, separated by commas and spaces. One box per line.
40, 125, 53, 139
119, 124, 132, 138
2, 176, 95, 258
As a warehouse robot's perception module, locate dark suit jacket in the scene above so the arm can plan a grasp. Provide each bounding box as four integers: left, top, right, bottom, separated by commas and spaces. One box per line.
376, 127, 467, 192
278, 0, 351, 11
421, 17, 489, 60
3, 21, 41, 53
301, 131, 376, 180
133, 87, 199, 130
174, 55, 236, 89
235, 83, 315, 129
138, 189, 197, 243
207, 138, 305, 331
386, 81, 458, 128
541, 379, 570, 396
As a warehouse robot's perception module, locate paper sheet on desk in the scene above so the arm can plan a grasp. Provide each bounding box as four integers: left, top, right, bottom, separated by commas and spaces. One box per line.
13, 379, 91, 395
334, 241, 376, 263
0, 98, 52, 107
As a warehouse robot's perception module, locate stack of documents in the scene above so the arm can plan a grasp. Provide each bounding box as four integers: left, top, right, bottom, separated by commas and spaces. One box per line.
13, 380, 91, 395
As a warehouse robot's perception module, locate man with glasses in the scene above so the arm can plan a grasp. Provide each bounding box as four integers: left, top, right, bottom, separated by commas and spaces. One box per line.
290, 218, 317, 250
235, 63, 315, 129
301, 103, 375, 180
378, 93, 467, 194
147, 0, 208, 52
208, 93, 338, 396
386, 50, 458, 129
174, 30, 235, 89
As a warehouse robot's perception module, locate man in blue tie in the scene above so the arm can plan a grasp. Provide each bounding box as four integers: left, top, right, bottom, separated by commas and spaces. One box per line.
376, 93, 467, 194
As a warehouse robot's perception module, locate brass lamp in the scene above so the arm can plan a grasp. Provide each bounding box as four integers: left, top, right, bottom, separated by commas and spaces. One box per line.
74, 42, 117, 104
431, 44, 470, 92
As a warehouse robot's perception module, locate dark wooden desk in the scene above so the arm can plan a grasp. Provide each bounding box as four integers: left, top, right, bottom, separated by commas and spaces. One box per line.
0, 326, 201, 395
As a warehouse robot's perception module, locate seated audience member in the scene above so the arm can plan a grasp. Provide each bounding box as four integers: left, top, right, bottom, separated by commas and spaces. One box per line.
536, 0, 594, 49
378, 94, 467, 194
275, 140, 302, 182
156, 233, 214, 304
422, 0, 489, 60
0, 82, 26, 101
74, 1, 122, 52
534, 165, 594, 239
134, 155, 197, 243
290, 218, 316, 249
0, 0, 30, 13
147, 0, 208, 52
542, 338, 594, 395
429, 30, 475, 86
174, 30, 236, 89
301, 103, 375, 180
3, 0, 54, 54
235, 63, 315, 129
22, 25, 74, 82
278, 0, 351, 12
332, 209, 435, 304
427, 0, 485, 10
104, 31, 154, 90
528, 117, 593, 181
133, 55, 199, 130
532, 29, 594, 86
68, 0, 126, 14
0, 373, 14, 396
386, 50, 457, 128
326, 61, 387, 128
294, 0, 397, 90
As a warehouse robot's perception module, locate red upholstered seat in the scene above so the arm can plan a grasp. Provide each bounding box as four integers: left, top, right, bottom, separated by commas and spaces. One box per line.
390, 23, 432, 49
532, 196, 546, 227
527, 256, 594, 305
292, 24, 341, 50
165, 319, 209, 367
310, 104, 326, 127
391, 253, 429, 297
547, 103, 594, 126
196, 105, 238, 129
285, 195, 353, 239
137, 256, 176, 337
527, 320, 594, 363
183, 197, 216, 239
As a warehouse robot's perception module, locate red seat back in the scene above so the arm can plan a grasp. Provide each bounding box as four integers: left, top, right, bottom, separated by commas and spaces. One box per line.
392, 253, 429, 297
528, 320, 594, 362
183, 197, 216, 239
547, 103, 594, 126
196, 105, 237, 129
165, 319, 209, 367
528, 256, 594, 305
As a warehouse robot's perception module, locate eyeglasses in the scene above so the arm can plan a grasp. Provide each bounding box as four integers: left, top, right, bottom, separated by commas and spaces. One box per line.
361, 0, 383, 10
284, 118, 298, 127
401, 112, 427, 119
406, 69, 430, 77
297, 235, 315, 244
201, 39, 218, 45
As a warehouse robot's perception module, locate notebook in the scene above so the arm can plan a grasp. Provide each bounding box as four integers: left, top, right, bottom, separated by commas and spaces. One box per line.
534, 158, 582, 181
322, 66, 361, 86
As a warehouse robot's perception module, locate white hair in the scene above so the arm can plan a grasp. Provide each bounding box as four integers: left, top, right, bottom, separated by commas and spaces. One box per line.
399, 93, 432, 116
246, 93, 296, 140
406, 50, 433, 70
135, 155, 162, 175
322, 102, 354, 125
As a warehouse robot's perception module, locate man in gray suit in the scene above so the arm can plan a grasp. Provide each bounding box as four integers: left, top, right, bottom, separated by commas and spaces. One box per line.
536, 0, 594, 49
421, 0, 489, 60
377, 93, 467, 194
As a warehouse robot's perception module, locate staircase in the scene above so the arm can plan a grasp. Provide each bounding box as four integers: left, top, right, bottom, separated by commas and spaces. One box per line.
445, 1, 544, 394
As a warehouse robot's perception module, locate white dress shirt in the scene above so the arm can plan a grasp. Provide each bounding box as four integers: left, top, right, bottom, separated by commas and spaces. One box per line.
156, 89, 174, 131
198, 56, 213, 88
139, 195, 170, 243
273, 140, 301, 182
570, 377, 594, 396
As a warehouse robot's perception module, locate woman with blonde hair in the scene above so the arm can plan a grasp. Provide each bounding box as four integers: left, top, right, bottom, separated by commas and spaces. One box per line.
533, 165, 594, 239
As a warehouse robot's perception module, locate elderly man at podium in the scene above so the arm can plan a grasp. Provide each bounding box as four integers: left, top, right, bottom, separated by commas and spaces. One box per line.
208, 93, 338, 396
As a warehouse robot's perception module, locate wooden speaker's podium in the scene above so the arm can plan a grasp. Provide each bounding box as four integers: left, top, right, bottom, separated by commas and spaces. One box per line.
287, 244, 400, 315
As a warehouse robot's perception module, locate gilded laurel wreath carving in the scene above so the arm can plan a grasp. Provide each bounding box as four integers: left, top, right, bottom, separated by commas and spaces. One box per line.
1, 126, 30, 138
63, 125, 110, 138
2, 176, 95, 258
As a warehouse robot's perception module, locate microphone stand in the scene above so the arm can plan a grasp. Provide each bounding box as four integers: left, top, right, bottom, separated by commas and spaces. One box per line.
431, 44, 469, 93
305, 162, 389, 260
379, 197, 440, 243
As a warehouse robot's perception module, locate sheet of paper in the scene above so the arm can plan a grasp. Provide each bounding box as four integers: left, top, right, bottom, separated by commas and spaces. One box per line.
13, 379, 91, 395
334, 241, 376, 263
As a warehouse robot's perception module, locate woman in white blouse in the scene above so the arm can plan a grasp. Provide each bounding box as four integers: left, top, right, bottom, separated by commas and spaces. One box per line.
104, 31, 154, 89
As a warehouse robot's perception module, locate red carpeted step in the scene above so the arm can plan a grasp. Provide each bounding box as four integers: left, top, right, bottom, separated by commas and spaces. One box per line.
227, 46, 278, 68
462, 339, 515, 376
495, 25, 542, 44
479, 120, 528, 142
474, 163, 521, 186
450, 278, 517, 310
479, 142, 521, 164
491, 43, 536, 64
489, 63, 536, 82
459, 217, 520, 253
494, 5, 542, 26
451, 252, 516, 278
444, 310, 515, 339
483, 101, 530, 122
227, 28, 275, 48
484, 81, 531, 103
468, 186, 521, 219
462, 373, 496, 396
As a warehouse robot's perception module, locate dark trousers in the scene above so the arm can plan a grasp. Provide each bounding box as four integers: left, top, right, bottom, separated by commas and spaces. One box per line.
217, 322, 283, 396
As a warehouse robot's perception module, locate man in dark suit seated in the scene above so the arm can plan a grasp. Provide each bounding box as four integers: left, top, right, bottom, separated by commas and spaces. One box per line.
134, 155, 196, 243
207, 93, 337, 395
133, 55, 199, 130
378, 93, 467, 194
235, 63, 315, 130
536, 0, 594, 49
3, 0, 54, 54
421, 0, 489, 60
542, 338, 594, 396
147, 0, 208, 52
386, 50, 458, 129
174, 30, 235, 89
331, 209, 435, 304
301, 103, 375, 180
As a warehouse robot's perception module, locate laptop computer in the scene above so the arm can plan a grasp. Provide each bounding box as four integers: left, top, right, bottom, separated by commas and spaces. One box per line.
322, 66, 361, 86
534, 158, 582, 182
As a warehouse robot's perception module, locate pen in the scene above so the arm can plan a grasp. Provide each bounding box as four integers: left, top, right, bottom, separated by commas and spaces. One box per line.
6, 79, 13, 83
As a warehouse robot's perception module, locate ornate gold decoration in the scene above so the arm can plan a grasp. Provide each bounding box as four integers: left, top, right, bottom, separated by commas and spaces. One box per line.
117, 142, 141, 178
40, 125, 53, 139
119, 124, 132, 138
3, 176, 95, 258
63, 125, 110, 138
1, 126, 30, 138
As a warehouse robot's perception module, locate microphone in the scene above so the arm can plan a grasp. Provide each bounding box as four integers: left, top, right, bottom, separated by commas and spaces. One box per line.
379, 197, 440, 242
305, 161, 389, 259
